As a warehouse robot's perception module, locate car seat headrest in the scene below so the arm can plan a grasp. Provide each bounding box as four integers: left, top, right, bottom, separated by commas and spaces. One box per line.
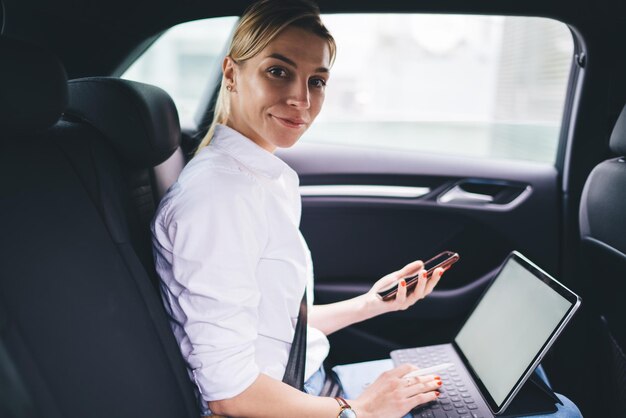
610, 104, 626, 156
0, 37, 68, 134
66, 77, 181, 168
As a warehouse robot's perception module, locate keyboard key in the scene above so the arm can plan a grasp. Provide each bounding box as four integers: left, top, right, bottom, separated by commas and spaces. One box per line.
461, 393, 471, 398
451, 397, 461, 402
457, 408, 469, 414
453, 402, 464, 408
442, 405, 453, 411
468, 404, 479, 410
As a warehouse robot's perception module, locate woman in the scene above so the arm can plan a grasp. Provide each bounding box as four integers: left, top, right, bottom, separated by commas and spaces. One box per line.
151, 1, 581, 417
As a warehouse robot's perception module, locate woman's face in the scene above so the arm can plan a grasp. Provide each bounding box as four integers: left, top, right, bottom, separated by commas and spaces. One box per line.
223, 25, 331, 152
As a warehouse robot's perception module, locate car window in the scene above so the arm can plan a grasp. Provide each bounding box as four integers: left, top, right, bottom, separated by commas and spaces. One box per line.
122, 16, 238, 128
123, 14, 573, 164
307, 14, 574, 164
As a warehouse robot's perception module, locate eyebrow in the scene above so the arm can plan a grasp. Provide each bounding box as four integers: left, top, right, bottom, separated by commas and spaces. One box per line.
267, 53, 329, 73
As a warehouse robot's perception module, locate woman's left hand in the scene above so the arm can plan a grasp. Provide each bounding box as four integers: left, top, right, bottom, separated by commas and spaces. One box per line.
365, 260, 446, 315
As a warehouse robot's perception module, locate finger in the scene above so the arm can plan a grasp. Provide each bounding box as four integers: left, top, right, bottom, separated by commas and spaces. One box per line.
401, 375, 420, 388
402, 374, 440, 389
405, 272, 428, 306
406, 390, 440, 409
402, 378, 443, 398
419, 374, 441, 382
388, 363, 418, 378
400, 374, 440, 391
376, 260, 424, 294
375, 273, 402, 290
395, 279, 408, 305
412, 270, 428, 300
422, 377, 443, 392
425, 267, 445, 295
399, 260, 424, 277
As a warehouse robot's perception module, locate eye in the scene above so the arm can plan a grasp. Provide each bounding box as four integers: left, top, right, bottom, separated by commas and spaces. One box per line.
309, 77, 327, 88
267, 67, 288, 78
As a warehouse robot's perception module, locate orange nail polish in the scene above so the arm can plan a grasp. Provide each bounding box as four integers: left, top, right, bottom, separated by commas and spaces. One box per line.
400, 280, 406, 287
437, 381, 442, 386
434, 376, 441, 380
435, 391, 440, 397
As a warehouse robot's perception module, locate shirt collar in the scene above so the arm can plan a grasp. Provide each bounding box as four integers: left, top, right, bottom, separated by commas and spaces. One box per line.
209, 124, 290, 180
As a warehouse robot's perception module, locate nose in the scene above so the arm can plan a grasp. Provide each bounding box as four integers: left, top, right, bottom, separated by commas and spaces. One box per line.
286, 80, 310, 109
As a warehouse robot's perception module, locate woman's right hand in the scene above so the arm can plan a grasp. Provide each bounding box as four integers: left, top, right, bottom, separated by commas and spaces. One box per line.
349, 364, 442, 418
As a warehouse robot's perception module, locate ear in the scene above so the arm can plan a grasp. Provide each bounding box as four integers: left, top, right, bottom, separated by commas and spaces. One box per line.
223, 56, 237, 89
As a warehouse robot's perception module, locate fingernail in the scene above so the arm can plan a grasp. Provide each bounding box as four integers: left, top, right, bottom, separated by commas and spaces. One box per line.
400, 280, 406, 287
437, 381, 442, 386
435, 391, 440, 397
434, 376, 441, 380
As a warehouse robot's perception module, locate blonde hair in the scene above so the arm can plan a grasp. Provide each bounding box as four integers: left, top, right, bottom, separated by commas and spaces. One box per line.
194, 0, 336, 155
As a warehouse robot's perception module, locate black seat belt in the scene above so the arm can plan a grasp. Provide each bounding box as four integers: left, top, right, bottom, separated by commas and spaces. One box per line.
281, 290, 342, 397
282, 290, 307, 391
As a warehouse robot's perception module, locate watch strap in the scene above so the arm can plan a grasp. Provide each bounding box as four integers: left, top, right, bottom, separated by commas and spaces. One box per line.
335, 397, 351, 409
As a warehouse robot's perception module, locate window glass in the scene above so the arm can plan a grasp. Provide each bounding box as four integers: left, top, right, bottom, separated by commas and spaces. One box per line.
122, 17, 238, 128
122, 14, 573, 164
303, 14, 574, 164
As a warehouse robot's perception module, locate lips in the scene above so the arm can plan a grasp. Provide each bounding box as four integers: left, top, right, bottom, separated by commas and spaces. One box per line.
271, 115, 307, 129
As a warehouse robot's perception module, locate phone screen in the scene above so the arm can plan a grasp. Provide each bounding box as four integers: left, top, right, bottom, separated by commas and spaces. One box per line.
423, 252, 456, 275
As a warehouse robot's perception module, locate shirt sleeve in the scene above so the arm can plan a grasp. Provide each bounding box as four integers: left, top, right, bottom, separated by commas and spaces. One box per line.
157, 171, 268, 401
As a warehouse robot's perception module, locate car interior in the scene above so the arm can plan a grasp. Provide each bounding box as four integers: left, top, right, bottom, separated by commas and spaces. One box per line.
1, 0, 625, 417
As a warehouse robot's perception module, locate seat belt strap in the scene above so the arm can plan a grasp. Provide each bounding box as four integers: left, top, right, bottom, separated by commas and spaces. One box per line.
282, 289, 307, 391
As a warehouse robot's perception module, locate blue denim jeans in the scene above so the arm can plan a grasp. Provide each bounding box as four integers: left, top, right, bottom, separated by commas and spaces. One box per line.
304, 359, 582, 418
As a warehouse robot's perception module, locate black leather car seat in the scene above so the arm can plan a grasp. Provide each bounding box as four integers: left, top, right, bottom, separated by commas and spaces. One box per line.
0, 35, 68, 418
579, 104, 626, 417
63, 77, 186, 285
0, 37, 198, 418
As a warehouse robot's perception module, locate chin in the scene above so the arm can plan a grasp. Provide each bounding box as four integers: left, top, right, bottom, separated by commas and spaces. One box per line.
272, 132, 303, 149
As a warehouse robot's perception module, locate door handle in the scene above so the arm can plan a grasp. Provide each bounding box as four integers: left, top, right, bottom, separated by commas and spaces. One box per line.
438, 185, 494, 204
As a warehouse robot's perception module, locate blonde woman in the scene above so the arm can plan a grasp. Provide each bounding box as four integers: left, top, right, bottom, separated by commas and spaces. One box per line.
151, 1, 581, 417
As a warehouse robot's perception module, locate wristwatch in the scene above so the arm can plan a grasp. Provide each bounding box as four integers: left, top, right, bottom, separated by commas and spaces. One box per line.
335, 397, 357, 418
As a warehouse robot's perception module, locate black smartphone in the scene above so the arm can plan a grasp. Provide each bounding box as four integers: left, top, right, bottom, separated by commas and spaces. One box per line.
377, 251, 460, 301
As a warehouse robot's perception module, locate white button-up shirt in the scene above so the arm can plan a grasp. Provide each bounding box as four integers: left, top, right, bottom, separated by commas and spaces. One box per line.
151, 124, 329, 402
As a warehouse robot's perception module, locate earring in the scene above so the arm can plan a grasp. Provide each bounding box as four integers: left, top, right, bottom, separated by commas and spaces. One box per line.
226, 85, 232, 91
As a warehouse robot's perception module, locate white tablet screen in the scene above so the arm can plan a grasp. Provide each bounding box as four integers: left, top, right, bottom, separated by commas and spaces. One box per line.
454, 257, 573, 406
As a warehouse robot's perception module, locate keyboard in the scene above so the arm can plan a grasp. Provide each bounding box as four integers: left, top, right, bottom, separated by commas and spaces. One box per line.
391, 344, 492, 418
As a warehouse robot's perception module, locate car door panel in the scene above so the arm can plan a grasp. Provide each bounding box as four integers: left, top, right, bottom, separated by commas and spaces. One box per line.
278, 142, 560, 363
